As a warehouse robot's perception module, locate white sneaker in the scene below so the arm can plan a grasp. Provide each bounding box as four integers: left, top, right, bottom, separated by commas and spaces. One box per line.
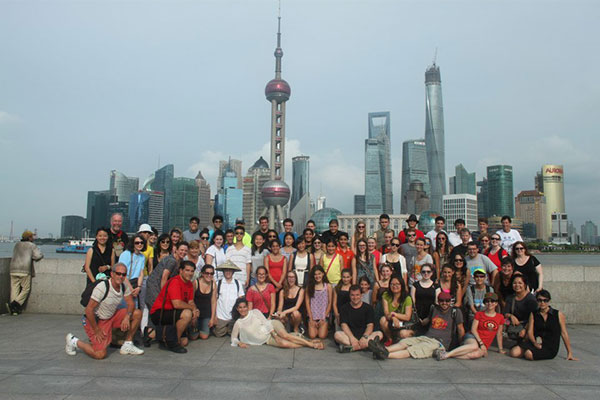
120, 341, 144, 355
65, 333, 76, 356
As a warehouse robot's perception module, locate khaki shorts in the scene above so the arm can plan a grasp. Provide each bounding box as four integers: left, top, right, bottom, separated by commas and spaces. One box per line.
266, 319, 286, 346
399, 336, 443, 359
214, 319, 233, 337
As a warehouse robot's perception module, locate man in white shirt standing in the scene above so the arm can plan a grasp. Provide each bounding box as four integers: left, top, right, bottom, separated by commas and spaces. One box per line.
226, 226, 252, 287
214, 261, 245, 337
448, 219, 467, 247
426, 216, 446, 251
496, 216, 523, 255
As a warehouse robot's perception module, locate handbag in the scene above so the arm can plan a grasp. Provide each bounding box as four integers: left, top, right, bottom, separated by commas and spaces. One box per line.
506, 297, 524, 340
128, 252, 139, 290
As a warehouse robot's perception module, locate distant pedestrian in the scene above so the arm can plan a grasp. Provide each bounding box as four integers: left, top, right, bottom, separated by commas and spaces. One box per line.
7, 230, 43, 315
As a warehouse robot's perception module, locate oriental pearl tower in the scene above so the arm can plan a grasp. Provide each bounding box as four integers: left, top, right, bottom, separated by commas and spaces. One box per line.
261, 7, 291, 231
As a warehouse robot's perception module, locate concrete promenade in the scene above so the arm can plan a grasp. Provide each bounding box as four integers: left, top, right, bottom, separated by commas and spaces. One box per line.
0, 314, 598, 400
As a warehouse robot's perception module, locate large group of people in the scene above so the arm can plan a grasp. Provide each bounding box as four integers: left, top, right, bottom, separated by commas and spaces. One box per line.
56, 212, 577, 362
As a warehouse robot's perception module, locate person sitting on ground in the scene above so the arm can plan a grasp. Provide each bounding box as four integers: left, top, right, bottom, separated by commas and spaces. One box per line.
149, 260, 198, 354
359, 276, 372, 305
436, 264, 463, 308
379, 275, 414, 343
231, 297, 324, 350
188, 264, 217, 341
333, 269, 353, 329
503, 274, 537, 345
246, 266, 276, 318
511, 289, 578, 361
435, 292, 505, 360
276, 271, 305, 332
305, 266, 333, 339
65, 263, 144, 359
369, 291, 464, 360
335, 285, 383, 353
214, 260, 245, 337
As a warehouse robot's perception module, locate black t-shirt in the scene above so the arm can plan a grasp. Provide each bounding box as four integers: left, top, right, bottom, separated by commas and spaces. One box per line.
108, 230, 129, 250
321, 230, 347, 245
513, 256, 541, 291
450, 244, 468, 260
340, 302, 374, 339
503, 293, 537, 324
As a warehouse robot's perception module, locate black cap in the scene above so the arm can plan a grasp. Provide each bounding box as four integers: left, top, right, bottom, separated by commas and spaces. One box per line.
407, 214, 419, 222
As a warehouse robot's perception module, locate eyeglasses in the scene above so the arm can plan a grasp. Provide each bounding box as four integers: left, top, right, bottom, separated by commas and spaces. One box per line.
134, 241, 144, 245
481, 239, 489, 242
483, 299, 497, 304
537, 298, 550, 303
113, 271, 127, 277
407, 234, 416, 237
515, 247, 525, 251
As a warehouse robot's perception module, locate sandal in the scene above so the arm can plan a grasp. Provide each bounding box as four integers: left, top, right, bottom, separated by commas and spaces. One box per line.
312, 341, 325, 350
143, 327, 154, 348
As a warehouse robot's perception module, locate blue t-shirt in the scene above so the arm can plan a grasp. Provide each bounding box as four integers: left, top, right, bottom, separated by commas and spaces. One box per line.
118, 250, 146, 281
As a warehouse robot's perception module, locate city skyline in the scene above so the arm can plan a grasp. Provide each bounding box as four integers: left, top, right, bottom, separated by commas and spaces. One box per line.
1, 1, 599, 236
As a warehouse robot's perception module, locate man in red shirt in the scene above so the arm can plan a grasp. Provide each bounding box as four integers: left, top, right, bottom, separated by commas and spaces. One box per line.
150, 260, 199, 353
398, 214, 425, 244
336, 232, 355, 273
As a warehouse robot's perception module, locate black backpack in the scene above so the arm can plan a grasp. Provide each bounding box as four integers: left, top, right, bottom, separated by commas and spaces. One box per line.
80, 279, 125, 307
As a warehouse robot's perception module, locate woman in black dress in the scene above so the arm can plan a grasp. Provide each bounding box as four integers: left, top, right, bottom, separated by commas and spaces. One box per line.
511, 290, 577, 361
276, 271, 305, 333
512, 241, 543, 293
83, 227, 115, 285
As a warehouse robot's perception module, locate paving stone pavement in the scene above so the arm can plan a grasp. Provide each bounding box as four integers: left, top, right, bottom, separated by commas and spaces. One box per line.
0, 314, 599, 399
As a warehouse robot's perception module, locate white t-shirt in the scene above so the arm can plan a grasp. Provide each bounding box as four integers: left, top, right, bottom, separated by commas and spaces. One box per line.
226, 245, 252, 283
206, 245, 227, 279
216, 279, 245, 321
496, 229, 523, 255
91, 279, 132, 320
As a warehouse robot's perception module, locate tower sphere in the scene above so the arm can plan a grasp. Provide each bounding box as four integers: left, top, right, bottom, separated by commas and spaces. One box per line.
265, 78, 291, 103
261, 180, 291, 207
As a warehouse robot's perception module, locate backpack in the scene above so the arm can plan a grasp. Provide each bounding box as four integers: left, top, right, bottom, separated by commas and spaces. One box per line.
217, 278, 241, 298
80, 279, 125, 307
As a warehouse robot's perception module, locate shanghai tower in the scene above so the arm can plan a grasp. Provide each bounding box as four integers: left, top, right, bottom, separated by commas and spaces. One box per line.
424, 61, 446, 213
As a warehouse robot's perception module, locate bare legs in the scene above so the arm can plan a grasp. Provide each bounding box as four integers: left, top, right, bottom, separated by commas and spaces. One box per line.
308, 319, 328, 339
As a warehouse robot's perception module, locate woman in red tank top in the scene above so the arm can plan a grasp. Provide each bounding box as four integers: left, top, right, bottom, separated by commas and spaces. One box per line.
265, 239, 287, 291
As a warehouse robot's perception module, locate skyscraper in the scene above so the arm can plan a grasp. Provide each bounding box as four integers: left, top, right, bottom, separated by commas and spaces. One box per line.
86, 190, 110, 233
129, 191, 164, 234
539, 165, 566, 240
442, 194, 478, 232
486, 165, 514, 217
449, 164, 476, 195
476, 178, 488, 218
243, 157, 271, 232
291, 156, 309, 210
515, 190, 546, 239
109, 170, 139, 202
61, 215, 86, 239
365, 112, 393, 214
218, 159, 242, 190
261, 9, 291, 230
581, 221, 598, 245
195, 171, 211, 229
401, 139, 429, 213
424, 62, 446, 213
354, 195, 366, 214
170, 178, 199, 230
403, 181, 430, 215
154, 164, 174, 232
216, 171, 243, 229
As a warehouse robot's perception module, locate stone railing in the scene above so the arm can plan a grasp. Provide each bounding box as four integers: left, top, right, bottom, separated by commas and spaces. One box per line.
1, 258, 599, 323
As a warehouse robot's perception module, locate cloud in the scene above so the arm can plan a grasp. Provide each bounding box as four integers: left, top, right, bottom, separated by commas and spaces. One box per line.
0, 111, 21, 124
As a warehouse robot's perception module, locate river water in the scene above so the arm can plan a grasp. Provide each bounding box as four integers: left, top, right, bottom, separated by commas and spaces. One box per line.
1, 243, 599, 266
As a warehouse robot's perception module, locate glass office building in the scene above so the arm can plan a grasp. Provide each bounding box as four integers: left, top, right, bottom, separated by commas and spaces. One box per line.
424, 63, 446, 213
486, 165, 514, 217
401, 139, 429, 213
365, 112, 393, 214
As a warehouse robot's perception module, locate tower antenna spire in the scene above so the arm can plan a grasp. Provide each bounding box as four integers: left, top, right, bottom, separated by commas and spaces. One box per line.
433, 47, 438, 66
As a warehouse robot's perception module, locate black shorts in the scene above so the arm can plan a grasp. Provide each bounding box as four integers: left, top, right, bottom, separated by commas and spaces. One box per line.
150, 309, 183, 326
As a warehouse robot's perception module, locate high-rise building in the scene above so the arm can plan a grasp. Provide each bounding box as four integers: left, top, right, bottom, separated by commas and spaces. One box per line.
154, 164, 174, 232
365, 112, 393, 214
401, 139, 429, 213
109, 170, 139, 202
129, 191, 164, 234
107, 201, 130, 232
170, 178, 199, 230
477, 178, 488, 218
195, 171, 211, 229
86, 190, 110, 233
291, 156, 309, 210
216, 172, 243, 229
243, 157, 271, 232
442, 194, 478, 232
317, 195, 326, 211
403, 181, 430, 215
449, 164, 476, 195
424, 62, 446, 213
486, 165, 514, 217
581, 221, 598, 245
551, 212, 569, 244
515, 190, 546, 240
539, 165, 566, 240
61, 215, 86, 239
354, 195, 366, 215
218, 159, 242, 190
261, 10, 291, 230
338, 214, 409, 238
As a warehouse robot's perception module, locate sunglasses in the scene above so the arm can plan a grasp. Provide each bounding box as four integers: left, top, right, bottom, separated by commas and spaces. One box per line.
113, 271, 127, 277
391, 243, 400, 247
422, 270, 432, 274
200, 236, 209, 240
454, 259, 464, 263
439, 299, 451, 303
203, 272, 215, 276
537, 298, 549, 303
235, 232, 244, 235
483, 299, 497, 304
134, 241, 144, 245
515, 247, 525, 251
161, 240, 170, 244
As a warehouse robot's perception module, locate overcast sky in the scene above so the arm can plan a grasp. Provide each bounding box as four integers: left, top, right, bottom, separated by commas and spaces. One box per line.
1, 0, 598, 237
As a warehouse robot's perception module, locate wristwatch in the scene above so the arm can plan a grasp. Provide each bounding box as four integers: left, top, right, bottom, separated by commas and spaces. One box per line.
362, 335, 369, 339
